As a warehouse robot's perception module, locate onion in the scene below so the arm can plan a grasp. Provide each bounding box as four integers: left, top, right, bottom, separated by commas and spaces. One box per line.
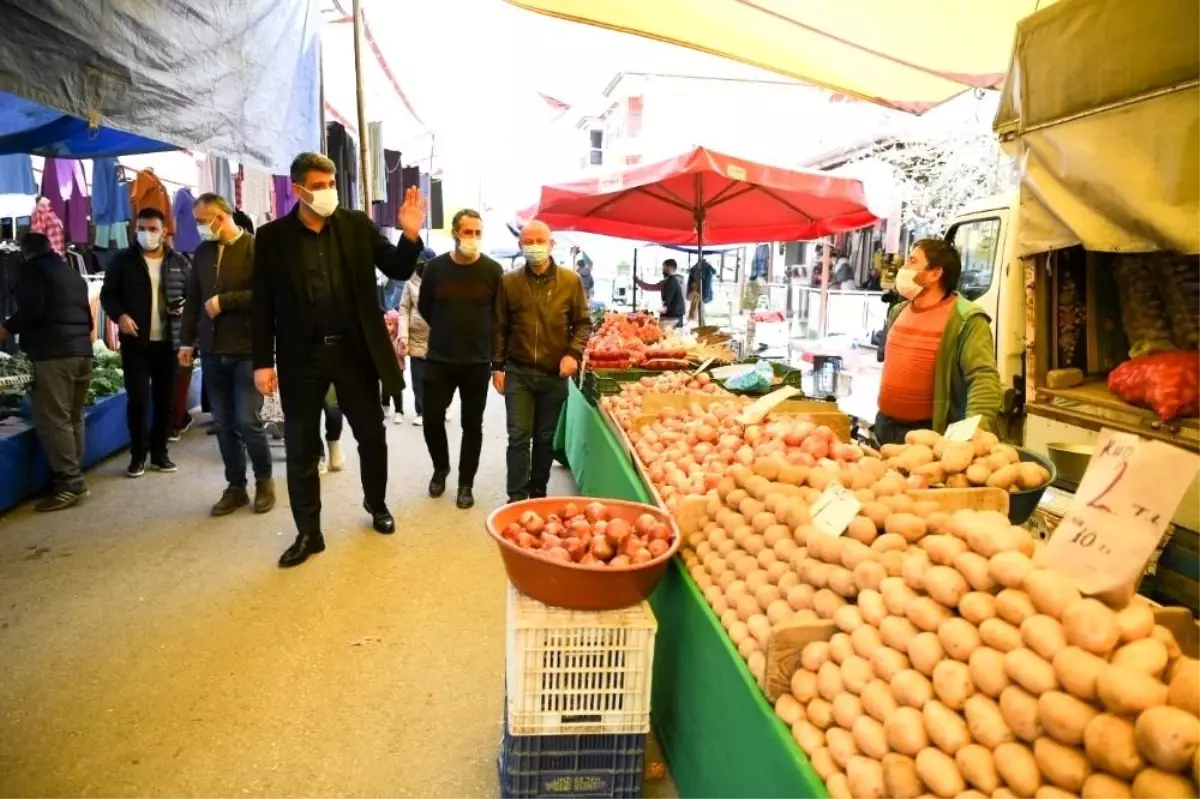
584, 502, 609, 522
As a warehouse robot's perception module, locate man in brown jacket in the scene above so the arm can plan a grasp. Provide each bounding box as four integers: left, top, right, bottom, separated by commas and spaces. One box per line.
492, 220, 591, 501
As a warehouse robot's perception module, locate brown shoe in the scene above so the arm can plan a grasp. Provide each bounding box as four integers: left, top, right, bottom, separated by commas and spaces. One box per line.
254, 479, 276, 514
211, 486, 250, 516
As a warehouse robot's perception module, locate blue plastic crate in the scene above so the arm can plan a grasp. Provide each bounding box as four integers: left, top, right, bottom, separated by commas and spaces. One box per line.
498, 725, 646, 798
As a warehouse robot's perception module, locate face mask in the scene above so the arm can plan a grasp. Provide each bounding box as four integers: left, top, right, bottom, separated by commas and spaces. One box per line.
522, 244, 550, 265
137, 230, 163, 251
197, 218, 221, 243
303, 187, 339, 217
895, 267, 925, 300
457, 238, 480, 258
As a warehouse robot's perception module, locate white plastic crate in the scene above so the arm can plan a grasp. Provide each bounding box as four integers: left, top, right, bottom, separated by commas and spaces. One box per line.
505, 583, 657, 736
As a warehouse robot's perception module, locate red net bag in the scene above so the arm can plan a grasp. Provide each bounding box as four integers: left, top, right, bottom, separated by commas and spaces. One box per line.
1107, 350, 1200, 421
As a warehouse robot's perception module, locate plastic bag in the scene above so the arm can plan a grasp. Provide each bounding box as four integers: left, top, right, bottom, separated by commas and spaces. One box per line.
1108, 350, 1200, 421
1152, 254, 1200, 350
725, 360, 774, 393
1114, 256, 1175, 358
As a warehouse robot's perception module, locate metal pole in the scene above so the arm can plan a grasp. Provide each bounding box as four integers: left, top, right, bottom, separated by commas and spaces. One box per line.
632, 248, 639, 311
819, 237, 832, 338
351, 0, 371, 209
425, 133, 435, 240
318, 42, 327, 153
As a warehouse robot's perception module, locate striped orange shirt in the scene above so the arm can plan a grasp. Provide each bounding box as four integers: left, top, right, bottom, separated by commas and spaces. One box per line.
878, 297, 955, 422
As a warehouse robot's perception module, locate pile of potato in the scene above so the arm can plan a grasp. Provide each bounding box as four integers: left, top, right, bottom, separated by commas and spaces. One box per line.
678, 465, 1199, 799
877, 429, 1053, 494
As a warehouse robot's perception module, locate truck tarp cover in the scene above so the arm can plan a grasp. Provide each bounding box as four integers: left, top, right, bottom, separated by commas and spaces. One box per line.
0, 0, 320, 172
995, 0, 1199, 256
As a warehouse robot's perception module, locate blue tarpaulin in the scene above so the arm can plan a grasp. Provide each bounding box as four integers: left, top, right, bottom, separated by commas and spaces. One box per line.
0, 91, 176, 158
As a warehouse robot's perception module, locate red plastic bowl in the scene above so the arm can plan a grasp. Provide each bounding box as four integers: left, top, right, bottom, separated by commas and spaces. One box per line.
485, 496, 681, 610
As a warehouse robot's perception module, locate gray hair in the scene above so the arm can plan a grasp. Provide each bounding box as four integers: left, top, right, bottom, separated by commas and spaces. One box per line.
289, 152, 336, 185
195, 193, 233, 214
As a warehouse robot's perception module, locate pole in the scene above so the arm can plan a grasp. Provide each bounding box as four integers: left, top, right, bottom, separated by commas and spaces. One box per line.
318, 42, 327, 153
819, 237, 832, 338
425, 133, 435, 240
351, 0, 371, 209
695, 172, 706, 328
632, 248, 639, 311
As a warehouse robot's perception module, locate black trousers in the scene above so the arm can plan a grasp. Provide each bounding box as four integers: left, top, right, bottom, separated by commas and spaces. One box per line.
120, 338, 178, 461
504, 365, 568, 501
422, 360, 490, 486
873, 411, 933, 447
279, 339, 387, 535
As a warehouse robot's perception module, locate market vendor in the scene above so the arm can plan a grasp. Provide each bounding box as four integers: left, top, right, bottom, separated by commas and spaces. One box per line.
634, 258, 686, 329
875, 239, 1002, 445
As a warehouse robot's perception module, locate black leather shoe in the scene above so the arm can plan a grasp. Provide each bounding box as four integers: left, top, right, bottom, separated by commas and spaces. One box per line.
363, 501, 395, 534
456, 485, 475, 509
278, 533, 325, 568
428, 470, 449, 498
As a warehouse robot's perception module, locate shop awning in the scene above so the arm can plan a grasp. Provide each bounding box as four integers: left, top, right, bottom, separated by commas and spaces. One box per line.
0, 92, 175, 159
504, 0, 1050, 113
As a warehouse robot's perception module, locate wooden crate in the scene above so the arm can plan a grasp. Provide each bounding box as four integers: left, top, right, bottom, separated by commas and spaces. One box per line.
634, 393, 851, 443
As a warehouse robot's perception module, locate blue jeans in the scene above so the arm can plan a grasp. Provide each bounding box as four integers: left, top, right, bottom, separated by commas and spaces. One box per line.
504, 365, 568, 500
204, 355, 273, 488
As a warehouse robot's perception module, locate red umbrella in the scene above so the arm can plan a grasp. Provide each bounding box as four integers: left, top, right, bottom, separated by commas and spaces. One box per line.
520, 146, 877, 246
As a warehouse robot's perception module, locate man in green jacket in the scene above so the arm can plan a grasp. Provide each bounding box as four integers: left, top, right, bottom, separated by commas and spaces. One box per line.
874, 239, 1002, 445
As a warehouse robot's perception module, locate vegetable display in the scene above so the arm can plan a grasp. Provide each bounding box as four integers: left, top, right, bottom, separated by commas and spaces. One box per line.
599, 372, 730, 429
497, 500, 676, 568
879, 429, 1052, 494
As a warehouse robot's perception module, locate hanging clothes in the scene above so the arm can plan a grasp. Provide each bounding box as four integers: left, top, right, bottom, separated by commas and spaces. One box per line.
0, 154, 36, 195
172, 188, 201, 253
272, 175, 298, 218
368, 121, 386, 203
373, 149, 403, 228
31, 202, 66, 254
325, 122, 358, 210
214, 158, 235, 204
39, 158, 90, 243
198, 155, 217, 195
92, 157, 133, 249
419, 172, 431, 230
401, 165, 420, 195
130, 169, 174, 236
241, 166, 273, 228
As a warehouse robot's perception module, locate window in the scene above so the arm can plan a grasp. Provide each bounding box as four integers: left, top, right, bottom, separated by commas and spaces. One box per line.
588, 129, 604, 166
949, 217, 1001, 301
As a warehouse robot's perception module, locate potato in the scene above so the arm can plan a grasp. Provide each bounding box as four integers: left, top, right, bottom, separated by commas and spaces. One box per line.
835, 604, 865, 634
1081, 773, 1131, 799
1135, 705, 1200, 772
913, 462, 947, 486
830, 632, 854, 665
916, 747, 966, 798
964, 692, 1013, 748
1005, 648, 1059, 695
956, 744, 999, 794
1021, 614, 1068, 661
965, 463, 992, 486
843, 656, 875, 695
1169, 660, 1200, 715
872, 647, 911, 682
883, 582, 919, 616
887, 706, 929, 755
776, 693, 806, 726
1130, 769, 1197, 799
908, 597, 953, 633
829, 567, 860, 600
994, 742, 1041, 798
910, 632, 946, 677
852, 620, 885, 659
819, 661, 846, 701
995, 589, 1037, 626
862, 679, 899, 723
1000, 686, 1044, 742
809, 745, 837, 776
990, 551, 1034, 589
788, 584, 816, 611
826, 772, 851, 799
959, 592, 997, 625
768, 598, 794, 625
854, 561, 888, 593
892, 669, 935, 709
987, 464, 1021, 491
814, 588, 848, 619
1053, 646, 1108, 702
808, 697, 835, 730
858, 590, 888, 629
899, 444, 937, 473
940, 617, 982, 662
791, 669, 818, 703
925, 699, 972, 755
851, 714, 891, 760
847, 755, 888, 799
980, 618, 1024, 653
925, 566, 971, 608
939, 440, 976, 474
924, 535, 970, 567
906, 429, 941, 448
801, 640, 832, 672
1016, 461, 1050, 490
1154, 624, 1184, 661
954, 552, 997, 592
888, 513, 929, 543
832, 690, 864, 729
969, 647, 1011, 698
1039, 691, 1099, 746
827, 726, 859, 769
1025, 570, 1081, 619
1112, 638, 1169, 679
883, 615, 921, 652
1084, 714, 1145, 780
1097, 664, 1169, 716
933, 659, 975, 710
1034, 737, 1091, 793
1063, 598, 1121, 656
879, 550, 906, 579
883, 753, 924, 799
1115, 603, 1156, 643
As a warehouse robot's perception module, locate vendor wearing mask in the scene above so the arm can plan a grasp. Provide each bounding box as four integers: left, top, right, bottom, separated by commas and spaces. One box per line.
874, 239, 1002, 446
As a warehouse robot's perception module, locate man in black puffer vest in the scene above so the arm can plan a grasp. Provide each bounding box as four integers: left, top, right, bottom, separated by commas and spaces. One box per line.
0, 233, 94, 511
101, 207, 191, 477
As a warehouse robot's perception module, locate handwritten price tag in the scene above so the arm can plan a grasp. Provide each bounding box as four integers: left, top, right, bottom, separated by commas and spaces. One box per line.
1042, 429, 1199, 595
737, 386, 800, 425
692, 357, 715, 376
810, 483, 863, 537
943, 415, 981, 442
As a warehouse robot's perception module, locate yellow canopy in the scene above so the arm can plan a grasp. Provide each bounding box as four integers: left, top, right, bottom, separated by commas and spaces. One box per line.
505, 0, 1048, 113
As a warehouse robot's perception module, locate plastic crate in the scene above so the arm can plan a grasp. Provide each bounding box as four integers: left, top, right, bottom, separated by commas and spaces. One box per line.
498, 726, 647, 798
506, 583, 656, 736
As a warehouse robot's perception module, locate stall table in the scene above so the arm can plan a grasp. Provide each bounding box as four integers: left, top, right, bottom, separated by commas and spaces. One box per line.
552, 381, 825, 798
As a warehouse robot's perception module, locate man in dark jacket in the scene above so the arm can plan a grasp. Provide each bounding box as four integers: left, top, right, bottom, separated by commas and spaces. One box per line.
493, 220, 591, 502
101, 207, 190, 477
252, 152, 426, 568
180, 193, 275, 516
0, 233, 94, 511
634, 258, 686, 328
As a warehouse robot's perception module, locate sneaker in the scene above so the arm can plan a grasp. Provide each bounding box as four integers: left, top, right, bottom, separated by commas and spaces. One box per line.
382, 407, 392, 421
328, 440, 345, 471
179, 417, 193, 435
412, 415, 423, 427
210, 486, 250, 516
151, 456, 178, 473
167, 430, 181, 443
127, 458, 146, 478
393, 413, 405, 426
35, 490, 86, 512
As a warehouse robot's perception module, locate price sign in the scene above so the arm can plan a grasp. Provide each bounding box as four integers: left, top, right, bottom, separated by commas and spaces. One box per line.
691, 357, 714, 376
943, 415, 981, 442
810, 483, 863, 537
737, 386, 800, 425
1042, 429, 1199, 595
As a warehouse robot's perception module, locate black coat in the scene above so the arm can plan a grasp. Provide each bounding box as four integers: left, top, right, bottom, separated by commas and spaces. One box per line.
251, 207, 423, 395
100, 245, 190, 349
181, 234, 255, 357
2, 251, 92, 361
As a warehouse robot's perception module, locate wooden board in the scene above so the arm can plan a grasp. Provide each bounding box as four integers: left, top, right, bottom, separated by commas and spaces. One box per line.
634, 393, 851, 443
763, 619, 836, 701
906, 487, 1010, 514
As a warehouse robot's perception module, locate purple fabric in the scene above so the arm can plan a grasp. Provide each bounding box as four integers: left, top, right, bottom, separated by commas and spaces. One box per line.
372, 149, 403, 227
172, 188, 201, 253
38, 157, 90, 243
273, 175, 297, 218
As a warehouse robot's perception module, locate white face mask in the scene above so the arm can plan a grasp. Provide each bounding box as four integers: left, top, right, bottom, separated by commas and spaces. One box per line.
137, 230, 163, 251
197, 218, 220, 243
895, 267, 923, 300
303, 187, 338, 217
522, 244, 550, 265
457, 238, 480, 258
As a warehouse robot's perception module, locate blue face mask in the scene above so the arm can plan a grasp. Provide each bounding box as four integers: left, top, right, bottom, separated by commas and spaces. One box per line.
522, 244, 549, 265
